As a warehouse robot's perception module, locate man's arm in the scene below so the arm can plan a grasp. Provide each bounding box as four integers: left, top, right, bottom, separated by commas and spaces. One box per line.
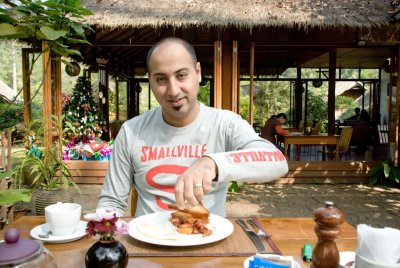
96, 123, 134, 216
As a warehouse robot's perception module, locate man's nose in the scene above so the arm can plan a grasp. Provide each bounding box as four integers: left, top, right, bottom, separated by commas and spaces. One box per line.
167, 78, 180, 96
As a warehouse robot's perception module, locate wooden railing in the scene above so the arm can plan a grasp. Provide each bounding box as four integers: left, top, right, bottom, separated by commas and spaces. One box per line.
65, 160, 373, 185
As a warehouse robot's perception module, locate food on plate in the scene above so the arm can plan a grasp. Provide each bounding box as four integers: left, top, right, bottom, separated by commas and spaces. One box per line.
168, 203, 213, 237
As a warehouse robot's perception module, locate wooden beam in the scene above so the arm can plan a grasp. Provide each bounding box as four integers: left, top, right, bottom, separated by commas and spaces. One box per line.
115, 78, 119, 120
52, 56, 62, 119
328, 48, 337, 135
22, 49, 31, 126
231, 41, 238, 113
395, 45, 400, 165
42, 41, 52, 152
249, 42, 255, 125
214, 41, 222, 109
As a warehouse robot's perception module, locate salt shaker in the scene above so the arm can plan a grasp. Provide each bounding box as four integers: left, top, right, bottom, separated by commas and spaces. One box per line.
311, 201, 344, 268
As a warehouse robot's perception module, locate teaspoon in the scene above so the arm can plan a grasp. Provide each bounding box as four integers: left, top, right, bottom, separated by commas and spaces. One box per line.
38, 230, 52, 238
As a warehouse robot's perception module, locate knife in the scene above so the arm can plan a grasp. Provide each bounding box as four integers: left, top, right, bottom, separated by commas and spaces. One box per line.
235, 219, 265, 253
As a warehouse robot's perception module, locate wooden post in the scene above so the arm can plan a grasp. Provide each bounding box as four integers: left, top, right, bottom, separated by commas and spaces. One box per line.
22, 48, 31, 126
395, 45, 400, 165
231, 41, 238, 113
42, 41, 52, 152
214, 41, 222, 109
249, 42, 255, 126
52, 55, 62, 119
328, 48, 337, 135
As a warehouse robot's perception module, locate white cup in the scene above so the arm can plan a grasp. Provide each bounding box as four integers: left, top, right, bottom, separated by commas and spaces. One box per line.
45, 202, 81, 236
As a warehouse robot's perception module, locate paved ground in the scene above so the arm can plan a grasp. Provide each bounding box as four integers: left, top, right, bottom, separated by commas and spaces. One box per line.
55, 183, 400, 230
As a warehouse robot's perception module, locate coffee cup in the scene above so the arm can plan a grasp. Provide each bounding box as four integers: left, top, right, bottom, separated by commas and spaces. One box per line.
45, 202, 81, 236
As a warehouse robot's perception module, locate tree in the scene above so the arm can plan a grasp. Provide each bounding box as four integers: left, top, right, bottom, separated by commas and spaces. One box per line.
0, 0, 93, 122
62, 76, 106, 146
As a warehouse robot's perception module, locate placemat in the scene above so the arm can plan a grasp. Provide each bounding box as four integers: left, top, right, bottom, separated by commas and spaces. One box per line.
119, 217, 281, 257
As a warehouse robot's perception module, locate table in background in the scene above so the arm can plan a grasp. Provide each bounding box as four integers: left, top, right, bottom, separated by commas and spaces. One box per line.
0, 216, 357, 268
282, 134, 340, 161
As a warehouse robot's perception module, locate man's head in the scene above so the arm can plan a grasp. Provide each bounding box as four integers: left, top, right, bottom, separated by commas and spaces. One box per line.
146, 37, 202, 127
354, 107, 360, 115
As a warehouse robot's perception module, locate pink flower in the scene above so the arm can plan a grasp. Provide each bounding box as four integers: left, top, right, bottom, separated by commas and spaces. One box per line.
84, 208, 128, 241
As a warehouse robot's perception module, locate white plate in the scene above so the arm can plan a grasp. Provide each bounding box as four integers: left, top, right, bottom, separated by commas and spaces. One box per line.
30, 220, 87, 243
339, 251, 355, 268
128, 211, 233, 246
243, 255, 301, 268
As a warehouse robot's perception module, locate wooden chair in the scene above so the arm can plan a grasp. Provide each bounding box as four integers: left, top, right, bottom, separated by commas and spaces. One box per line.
320, 127, 353, 160
128, 186, 138, 216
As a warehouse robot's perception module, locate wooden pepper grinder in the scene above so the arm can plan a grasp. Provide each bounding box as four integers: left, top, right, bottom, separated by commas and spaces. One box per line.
311, 201, 344, 268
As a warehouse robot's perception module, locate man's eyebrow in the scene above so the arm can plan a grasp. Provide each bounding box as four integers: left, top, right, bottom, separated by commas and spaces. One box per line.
152, 67, 189, 77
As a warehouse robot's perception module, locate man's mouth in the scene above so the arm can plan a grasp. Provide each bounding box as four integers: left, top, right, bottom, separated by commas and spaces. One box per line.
169, 98, 184, 106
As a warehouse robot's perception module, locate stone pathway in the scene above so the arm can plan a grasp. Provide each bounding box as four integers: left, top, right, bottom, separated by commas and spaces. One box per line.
226, 184, 400, 229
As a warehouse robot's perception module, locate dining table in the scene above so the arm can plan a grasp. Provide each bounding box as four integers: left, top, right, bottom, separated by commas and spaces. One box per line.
282, 133, 340, 161
0, 216, 357, 268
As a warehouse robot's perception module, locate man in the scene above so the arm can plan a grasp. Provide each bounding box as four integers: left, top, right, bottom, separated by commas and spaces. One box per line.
346, 107, 360, 121
97, 37, 288, 217
260, 113, 289, 146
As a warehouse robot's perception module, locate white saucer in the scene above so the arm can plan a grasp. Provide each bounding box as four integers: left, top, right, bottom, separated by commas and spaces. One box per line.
30, 220, 87, 243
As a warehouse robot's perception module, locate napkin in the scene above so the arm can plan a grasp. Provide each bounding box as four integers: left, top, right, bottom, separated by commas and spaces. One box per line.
357, 224, 400, 264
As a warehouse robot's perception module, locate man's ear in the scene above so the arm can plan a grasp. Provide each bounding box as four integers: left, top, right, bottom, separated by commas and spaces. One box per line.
196, 62, 202, 83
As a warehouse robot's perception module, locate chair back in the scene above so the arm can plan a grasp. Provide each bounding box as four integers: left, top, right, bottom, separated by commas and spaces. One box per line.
338, 127, 353, 153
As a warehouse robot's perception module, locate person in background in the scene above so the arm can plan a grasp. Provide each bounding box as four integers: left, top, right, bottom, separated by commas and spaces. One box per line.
358, 109, 371, 123
97, 37, 288, 217
260, 113, 289, 148
346, 107, 361, 121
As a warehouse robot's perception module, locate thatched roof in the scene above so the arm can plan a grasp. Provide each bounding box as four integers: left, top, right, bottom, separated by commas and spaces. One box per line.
0, 79, 16, 103
82, 0, 391, 30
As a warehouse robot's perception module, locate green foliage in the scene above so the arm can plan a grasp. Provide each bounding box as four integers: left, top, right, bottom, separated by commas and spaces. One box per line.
228, 181, 245, 192
12, 115, 79, 191
306, 90, 328, 132
0, 103, 23, 130
0, 188, 32, 205
198, 81, 211, 106
368, 159, 400, 187
0, 171, 32, 206
336, 96, 359, 120
0, 0, 93, 58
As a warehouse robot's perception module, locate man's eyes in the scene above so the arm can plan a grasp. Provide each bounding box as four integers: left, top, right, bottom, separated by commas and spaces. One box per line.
155, 77, 166, 83
155, 73, 187, 83
177, 73, 187, 80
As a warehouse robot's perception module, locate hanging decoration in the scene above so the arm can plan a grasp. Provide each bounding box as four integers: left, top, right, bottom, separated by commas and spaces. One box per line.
65, 62, 81, 76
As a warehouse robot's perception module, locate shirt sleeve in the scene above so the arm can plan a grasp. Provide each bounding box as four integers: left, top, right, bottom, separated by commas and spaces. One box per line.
205, 113, 288, 183
275, 125, 289, 135
96, 123, 135, 216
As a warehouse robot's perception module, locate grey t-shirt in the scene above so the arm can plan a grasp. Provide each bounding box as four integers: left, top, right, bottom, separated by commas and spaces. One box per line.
97, 103, 288, 216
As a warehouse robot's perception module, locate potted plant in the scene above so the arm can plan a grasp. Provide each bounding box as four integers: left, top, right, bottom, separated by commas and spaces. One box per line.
13, 115, 80, 215
368, 159, 400, 187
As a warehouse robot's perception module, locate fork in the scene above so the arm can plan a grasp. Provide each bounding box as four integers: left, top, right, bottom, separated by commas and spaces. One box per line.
247, 219, 272, 238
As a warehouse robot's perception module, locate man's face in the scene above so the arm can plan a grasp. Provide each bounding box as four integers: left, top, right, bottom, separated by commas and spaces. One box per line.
148, 41, 202, 127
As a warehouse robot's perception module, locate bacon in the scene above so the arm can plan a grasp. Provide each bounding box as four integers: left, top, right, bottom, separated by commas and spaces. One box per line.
169, 217, 213, 237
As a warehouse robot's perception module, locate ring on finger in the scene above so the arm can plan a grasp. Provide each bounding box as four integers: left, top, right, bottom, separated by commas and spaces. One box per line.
193, 183, 203, 189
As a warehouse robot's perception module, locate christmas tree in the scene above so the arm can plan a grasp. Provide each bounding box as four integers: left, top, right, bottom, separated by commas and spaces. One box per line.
62, 76, 108, 160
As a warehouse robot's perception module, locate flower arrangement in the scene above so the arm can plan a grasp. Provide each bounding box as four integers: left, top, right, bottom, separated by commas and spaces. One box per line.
84, 208, 129, 241
62, 138, 114, 161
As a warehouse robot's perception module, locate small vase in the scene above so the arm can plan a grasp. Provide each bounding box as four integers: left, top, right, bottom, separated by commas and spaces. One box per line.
85, 239, 128, 268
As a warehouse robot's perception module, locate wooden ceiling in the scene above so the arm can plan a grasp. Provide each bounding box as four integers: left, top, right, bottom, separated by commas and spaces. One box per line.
76, 26, 396, 77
